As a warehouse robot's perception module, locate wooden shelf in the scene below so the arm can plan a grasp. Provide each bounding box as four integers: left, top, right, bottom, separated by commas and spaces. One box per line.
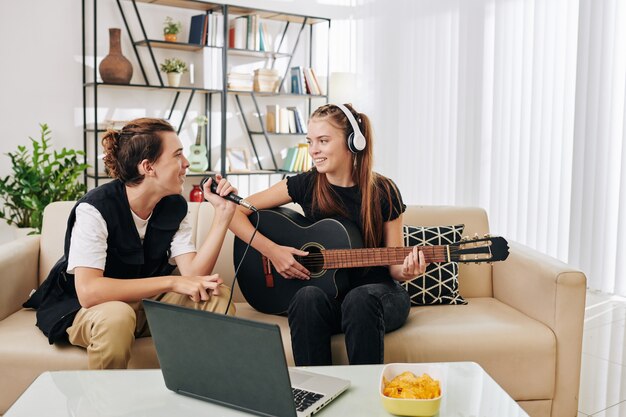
135, 39, 222, 51
131, 0, 222, 12
228, 48, 290, 59
85, 82, 222, 94
228, 90, 326, 98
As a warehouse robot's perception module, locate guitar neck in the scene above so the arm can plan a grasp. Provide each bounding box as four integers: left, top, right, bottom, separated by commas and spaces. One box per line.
194, 129, 203, 146
321, 246, 448, 269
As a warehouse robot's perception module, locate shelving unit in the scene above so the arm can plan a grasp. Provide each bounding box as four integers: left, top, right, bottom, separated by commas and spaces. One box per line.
82, 0, 330, 187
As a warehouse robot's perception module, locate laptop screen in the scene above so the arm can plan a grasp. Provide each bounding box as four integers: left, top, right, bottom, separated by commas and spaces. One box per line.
143, 299, 298, 417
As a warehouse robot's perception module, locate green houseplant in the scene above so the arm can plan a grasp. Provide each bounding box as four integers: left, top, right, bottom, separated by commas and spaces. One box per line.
160, 57, 188, 87
163, 16, 182, 42
0, 124, 89, 234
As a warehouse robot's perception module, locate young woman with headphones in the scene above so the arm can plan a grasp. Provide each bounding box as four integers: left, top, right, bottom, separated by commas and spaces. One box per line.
229, 103, 427, 365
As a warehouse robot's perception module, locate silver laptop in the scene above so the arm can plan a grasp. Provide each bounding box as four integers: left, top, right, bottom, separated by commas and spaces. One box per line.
143, 299, 350, 417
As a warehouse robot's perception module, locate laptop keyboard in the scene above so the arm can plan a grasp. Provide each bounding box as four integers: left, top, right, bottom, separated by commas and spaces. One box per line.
292, 387, 323, 412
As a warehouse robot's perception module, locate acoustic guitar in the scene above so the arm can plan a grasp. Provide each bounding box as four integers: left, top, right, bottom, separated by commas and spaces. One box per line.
188, 116, 209, 172
233, 207, 510, 315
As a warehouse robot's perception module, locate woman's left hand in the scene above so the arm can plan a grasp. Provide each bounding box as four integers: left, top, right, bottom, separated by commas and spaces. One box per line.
402, 246, 428, 278
202, 175, 238, 212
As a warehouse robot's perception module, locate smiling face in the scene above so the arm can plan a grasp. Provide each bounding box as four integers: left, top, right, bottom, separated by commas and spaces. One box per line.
307, 118, 354, 185
150, 131, 189, 195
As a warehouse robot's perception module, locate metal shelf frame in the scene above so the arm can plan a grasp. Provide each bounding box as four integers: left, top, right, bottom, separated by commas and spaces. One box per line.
81, 0, 330, 186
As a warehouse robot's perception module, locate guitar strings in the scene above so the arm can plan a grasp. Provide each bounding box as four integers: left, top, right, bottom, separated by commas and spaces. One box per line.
293, 245, 486, 268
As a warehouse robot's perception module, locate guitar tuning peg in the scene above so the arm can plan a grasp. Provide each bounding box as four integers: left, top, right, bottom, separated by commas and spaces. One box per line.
474, 233, 479, 238
484, 233, 491, 238
461, 235, 468, 241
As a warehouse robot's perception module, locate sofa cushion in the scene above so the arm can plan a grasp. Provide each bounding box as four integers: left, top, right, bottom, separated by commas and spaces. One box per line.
402, 224, 467, 305
384, 298, 555, 401
237, 298, 555, 402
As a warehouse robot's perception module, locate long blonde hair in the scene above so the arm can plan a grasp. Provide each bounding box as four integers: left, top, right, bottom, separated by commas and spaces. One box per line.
309, 104, 400, 248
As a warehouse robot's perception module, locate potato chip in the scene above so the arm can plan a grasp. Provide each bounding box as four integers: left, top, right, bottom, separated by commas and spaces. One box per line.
383, 371, 441, 399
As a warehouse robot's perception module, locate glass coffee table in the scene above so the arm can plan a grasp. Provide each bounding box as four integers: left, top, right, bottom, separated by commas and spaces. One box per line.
5, 362, 529, 416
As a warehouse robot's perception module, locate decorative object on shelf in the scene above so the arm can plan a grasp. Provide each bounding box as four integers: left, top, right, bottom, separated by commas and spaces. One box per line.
159, 57, 188, 87
226, 147, 251, 172
188, 115, 209, 172
99, 28, 133, 84
253, 68, 280, 93
163, 16, 182, 42
0, 124, 89, 234
189, 184, 204, 202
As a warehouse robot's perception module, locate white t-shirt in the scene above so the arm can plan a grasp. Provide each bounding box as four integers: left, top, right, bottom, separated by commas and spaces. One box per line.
66, 202, 196, 274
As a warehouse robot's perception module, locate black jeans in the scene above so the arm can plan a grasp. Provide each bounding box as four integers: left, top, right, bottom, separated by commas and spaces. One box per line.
287, 281, 410, 366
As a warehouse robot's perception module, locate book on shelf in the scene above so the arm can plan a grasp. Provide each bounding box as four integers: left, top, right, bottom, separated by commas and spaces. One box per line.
289, 67, 323, 95
291, 145, 304, 172
227, 72, 253, 91
303, 68, 321, 95
189, 14, 206, 45
282, 146, 297, 171
290, 66, 305, 94
309, 68, 323, 95
228, 14, 274, 52
287, 106, 306, 133
229, 16, 248, 49
266, 104, 279, 133
189, 13, 223, 46
279, 107, 290, 133
206, 14, 224, 46
289, 143, 310, 172
287, 110, 297, 133
201, 48, 223, 89
254, 68, 280, 93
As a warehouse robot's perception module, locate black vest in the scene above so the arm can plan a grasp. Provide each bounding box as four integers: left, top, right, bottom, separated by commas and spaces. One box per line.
23, 180, 188, 344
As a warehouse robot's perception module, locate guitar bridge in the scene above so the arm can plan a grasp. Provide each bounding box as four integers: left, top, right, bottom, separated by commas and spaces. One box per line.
262, 256, 274, 288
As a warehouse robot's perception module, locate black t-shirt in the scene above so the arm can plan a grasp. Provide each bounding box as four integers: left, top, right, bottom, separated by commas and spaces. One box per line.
286, 169, 406, 288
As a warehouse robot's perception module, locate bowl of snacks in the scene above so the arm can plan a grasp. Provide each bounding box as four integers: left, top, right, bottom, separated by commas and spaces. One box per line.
380, 363, 444, 416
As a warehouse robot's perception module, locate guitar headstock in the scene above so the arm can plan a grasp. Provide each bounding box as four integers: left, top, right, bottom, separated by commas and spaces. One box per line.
449, 235, 509, 263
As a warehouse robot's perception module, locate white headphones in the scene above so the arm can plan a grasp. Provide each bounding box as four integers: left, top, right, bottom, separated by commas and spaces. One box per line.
335, 104, 366, 153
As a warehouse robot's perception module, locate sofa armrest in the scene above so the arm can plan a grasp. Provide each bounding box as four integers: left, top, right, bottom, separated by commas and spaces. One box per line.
493, 240, 586, 416
0, 236, 40, 320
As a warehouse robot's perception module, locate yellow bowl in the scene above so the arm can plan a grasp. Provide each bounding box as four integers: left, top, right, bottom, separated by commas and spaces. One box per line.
379, 363, 445, 417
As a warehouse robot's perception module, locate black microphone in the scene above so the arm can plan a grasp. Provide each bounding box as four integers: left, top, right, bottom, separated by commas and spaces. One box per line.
200, 177, 257, 212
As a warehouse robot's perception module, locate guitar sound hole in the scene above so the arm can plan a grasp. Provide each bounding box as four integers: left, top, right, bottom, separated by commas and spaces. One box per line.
301, 245, 323, 275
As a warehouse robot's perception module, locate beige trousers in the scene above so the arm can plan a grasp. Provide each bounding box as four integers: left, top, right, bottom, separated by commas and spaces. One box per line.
66, 284, 235, 369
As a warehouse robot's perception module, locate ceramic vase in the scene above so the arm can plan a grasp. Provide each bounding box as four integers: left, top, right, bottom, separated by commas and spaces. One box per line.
167, 72, 182, 87
189, 184, 204, 202
99, 28, 133, 84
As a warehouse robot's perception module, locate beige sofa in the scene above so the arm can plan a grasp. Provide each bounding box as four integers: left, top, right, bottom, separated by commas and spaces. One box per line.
0, 201, 586, 416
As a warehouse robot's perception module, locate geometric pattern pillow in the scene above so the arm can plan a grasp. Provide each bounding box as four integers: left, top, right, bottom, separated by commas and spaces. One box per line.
401, 224, 468, 306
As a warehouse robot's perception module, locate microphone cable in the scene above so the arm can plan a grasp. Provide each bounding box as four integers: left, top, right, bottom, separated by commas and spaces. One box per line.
223, 205, 260, 315
198, 176, 260, 315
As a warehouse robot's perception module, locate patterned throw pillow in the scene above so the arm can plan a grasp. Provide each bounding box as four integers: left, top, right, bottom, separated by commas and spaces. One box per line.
401, 224, 467, 306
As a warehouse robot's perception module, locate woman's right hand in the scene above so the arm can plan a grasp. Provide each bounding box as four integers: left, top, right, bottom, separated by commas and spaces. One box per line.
268, 245, 310, 280
172, 274, 224, 303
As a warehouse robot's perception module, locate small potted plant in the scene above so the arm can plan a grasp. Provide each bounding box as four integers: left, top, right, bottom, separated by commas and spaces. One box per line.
163, 16, 182, 42
0, 124, 89, 235
160, 57, 188, 87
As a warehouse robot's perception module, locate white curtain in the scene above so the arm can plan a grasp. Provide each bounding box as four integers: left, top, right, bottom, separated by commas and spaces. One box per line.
335, 0, 626, 294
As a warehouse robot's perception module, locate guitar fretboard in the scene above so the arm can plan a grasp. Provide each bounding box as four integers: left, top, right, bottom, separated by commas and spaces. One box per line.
320, 246, 448, 269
